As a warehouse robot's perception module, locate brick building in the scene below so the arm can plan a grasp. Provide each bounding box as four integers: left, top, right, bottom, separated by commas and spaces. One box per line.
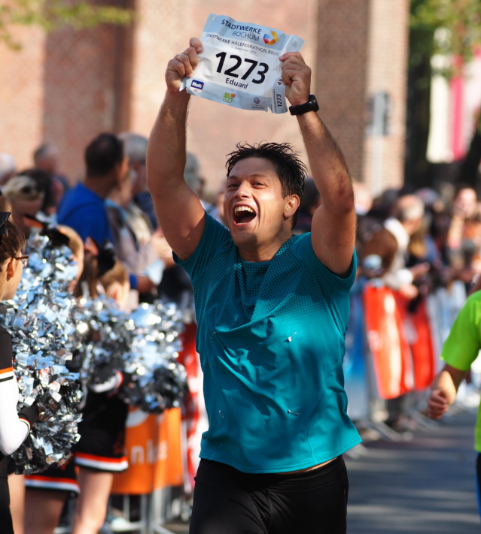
316, 0, 409, 192
0, 0, 408, 193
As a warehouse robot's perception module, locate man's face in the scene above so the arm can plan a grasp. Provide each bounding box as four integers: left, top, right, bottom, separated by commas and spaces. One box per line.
223, 157, 297, 252
112, 155, 130, 193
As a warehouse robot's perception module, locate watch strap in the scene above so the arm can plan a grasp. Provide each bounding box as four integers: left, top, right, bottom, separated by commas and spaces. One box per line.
289, 94, 319, 116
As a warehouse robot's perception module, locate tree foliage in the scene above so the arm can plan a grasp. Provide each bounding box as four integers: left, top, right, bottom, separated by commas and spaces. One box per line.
410, 0, 481, 77
0, 0, 135, 50
406, 0, 481, 186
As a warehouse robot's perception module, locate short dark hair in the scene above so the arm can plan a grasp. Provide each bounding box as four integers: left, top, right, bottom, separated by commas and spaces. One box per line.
225, 142, 308, 227
0, 219, 25, 271
85, 133, 124, 177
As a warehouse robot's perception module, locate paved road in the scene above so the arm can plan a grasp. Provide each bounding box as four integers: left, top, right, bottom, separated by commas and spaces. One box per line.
346, 410, 479, 533
165, 410, 480, 533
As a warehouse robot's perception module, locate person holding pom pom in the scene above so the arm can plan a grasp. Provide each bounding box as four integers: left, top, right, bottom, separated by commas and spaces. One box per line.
0, 213, 38, 534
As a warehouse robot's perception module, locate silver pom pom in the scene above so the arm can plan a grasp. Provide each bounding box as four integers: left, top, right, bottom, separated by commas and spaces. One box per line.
0, 230, 83, 474
121, 302, 188, 413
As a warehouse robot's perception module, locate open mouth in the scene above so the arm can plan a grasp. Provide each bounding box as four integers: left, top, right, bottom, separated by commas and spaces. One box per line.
233, 205, 256, 226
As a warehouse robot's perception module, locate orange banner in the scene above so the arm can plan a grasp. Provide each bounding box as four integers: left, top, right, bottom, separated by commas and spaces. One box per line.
395, 295, 436, 391
364, 284, 413, 399
112, 408, 183, 495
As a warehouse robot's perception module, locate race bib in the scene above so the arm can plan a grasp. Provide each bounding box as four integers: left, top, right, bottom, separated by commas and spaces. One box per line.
181, 14, 304, 113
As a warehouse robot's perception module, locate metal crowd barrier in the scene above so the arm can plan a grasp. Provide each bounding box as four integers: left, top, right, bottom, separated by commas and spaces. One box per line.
53, 486, 187, 534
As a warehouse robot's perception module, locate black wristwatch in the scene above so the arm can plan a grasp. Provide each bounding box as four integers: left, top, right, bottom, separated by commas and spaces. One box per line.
289, 94, 319, 116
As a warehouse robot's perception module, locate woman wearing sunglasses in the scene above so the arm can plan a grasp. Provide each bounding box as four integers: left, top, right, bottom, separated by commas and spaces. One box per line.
0, 212, 37, 534
1, 176, 45, 239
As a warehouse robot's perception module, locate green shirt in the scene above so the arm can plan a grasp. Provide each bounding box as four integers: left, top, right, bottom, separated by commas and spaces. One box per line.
441, 290, 481, 451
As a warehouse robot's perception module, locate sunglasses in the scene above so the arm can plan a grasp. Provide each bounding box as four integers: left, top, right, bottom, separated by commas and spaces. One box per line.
20, 185, 42, 196
13, 255, 29, 268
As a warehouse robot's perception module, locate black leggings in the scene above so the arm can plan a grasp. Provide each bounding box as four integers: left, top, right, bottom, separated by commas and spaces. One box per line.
190, 456, 349, 534
0, 477, 13, 534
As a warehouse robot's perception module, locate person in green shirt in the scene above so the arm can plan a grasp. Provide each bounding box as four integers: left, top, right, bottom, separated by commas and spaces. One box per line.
427, 290, 481, 516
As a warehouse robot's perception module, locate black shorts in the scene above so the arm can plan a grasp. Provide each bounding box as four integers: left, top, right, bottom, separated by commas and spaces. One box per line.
190, 456, 349, 534
25, 394, 129, 492
0, 477, 13, 534
25, 456, 80, 495
73, 392, 129, 473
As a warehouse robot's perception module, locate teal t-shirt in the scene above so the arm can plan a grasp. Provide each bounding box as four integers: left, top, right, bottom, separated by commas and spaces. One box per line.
176, 214, 361, 473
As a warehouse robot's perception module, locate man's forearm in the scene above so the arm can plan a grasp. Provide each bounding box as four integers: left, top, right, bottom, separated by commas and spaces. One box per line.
297, 112, 353, 213
431, 366, 466, 405
147, 91, 190, 195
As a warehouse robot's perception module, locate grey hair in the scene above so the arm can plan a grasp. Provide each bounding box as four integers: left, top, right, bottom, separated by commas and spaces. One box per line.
33, 143, 55, 163
394, 195, 424, 222
118, 132, 148, 164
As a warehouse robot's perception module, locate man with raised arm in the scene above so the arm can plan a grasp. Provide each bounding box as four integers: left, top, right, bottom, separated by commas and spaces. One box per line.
147, 37, 360, 534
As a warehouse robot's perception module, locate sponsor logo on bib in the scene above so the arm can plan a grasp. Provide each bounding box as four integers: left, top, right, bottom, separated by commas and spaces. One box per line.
223, 93, 236, 103
263, 31, 279, 45
191, 80, 204, 94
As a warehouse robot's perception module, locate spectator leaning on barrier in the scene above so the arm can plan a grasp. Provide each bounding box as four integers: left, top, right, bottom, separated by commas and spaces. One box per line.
362, 194, 430, 299
361, 194, 431, 432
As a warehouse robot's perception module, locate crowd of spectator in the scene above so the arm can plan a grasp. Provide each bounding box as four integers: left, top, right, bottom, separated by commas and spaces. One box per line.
2, 135, 481, 435
2, 136, 481, 323
0, 135, 211, 314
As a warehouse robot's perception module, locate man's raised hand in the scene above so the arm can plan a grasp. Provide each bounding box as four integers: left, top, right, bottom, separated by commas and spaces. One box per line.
280, 52, 311, 107
166, 37, 203, 93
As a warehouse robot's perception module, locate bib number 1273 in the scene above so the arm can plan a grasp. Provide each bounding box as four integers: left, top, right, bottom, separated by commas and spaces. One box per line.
215, 52, 269, 84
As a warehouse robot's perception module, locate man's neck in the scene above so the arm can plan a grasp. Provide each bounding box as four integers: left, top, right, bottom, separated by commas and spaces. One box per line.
83, 176, 114, 200
238, 233, 293, 263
